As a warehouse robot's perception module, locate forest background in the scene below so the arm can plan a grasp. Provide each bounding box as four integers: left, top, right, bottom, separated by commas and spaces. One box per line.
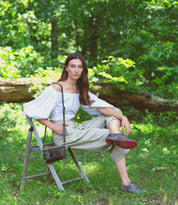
0, 0, 177, 205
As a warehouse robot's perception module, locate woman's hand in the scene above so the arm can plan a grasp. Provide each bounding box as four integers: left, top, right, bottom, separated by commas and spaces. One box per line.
37, 119, 68, 135
53, 123, 68, 135
97, 107, 132, 136
121, 116, 132, 137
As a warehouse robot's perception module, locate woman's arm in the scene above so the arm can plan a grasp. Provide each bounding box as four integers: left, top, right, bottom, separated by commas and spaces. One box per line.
97, 107, 132, 136
37, 119, 68, 135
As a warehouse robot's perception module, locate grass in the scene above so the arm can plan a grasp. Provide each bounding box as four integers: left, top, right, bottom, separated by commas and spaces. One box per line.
0, 103, 177, 205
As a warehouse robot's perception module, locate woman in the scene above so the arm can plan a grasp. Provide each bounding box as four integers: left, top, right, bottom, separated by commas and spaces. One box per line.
24, 53, 146, 193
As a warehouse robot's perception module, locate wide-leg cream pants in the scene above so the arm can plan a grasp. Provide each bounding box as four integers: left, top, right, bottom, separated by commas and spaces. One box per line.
52, 108, 130, 163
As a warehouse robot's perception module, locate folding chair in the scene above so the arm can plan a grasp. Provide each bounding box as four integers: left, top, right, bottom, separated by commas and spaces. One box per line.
20, 115, 90, 192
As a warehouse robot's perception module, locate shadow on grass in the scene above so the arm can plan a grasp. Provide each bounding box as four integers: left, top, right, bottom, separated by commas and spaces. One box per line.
0, 104, 177, 205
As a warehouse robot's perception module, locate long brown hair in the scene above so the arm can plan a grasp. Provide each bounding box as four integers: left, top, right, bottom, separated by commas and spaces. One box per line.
58, 53, 90, 105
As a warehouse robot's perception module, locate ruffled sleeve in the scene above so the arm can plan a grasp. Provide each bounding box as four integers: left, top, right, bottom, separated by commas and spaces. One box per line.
23, 86, 59, 119
80, 92, 114, 115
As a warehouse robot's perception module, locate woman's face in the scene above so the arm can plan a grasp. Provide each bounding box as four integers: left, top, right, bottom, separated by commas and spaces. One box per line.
66, 59, 83, 81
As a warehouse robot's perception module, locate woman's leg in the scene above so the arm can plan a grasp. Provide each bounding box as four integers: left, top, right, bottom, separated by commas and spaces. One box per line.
106, 114, 146, 192
108, 118, 121, 133
53, 111, 130, 186
115, 156, 130, 186
108, 118, 130, 186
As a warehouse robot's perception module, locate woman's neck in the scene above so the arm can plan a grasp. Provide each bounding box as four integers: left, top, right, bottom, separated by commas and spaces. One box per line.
59, 79, 78, 94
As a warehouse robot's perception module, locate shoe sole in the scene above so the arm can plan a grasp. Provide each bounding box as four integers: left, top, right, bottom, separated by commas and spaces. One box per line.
106, 138, 137, 149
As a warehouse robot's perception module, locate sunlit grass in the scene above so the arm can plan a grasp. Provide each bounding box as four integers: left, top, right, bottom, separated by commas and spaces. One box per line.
0, 103, 177, 205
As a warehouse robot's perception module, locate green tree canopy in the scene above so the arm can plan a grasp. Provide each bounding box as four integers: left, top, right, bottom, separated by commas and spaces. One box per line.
0, 0, 177, 100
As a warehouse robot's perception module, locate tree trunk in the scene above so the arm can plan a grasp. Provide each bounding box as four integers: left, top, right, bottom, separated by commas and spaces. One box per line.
89, 13, 98, 63
0, 78, 177, 112
27, 1, 38, 43
51, 19, 58, 59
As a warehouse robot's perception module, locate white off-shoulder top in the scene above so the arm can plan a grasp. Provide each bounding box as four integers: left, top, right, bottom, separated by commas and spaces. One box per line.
23, 85, 113, 121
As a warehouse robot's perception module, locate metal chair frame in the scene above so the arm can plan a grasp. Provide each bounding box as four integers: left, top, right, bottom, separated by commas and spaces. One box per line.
20, 116, 90, 192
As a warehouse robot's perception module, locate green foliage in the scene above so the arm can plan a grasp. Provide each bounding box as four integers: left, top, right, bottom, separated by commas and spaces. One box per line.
150, 66, 178, 99
0, 103, 177, 205
91, 56, 144, 91
0, 104, 26, 139
90, 55, 177, 99
0, 46, 66, 78
0, 46, 39, 78
74, 108, 93, 124
0, 0, 177, 101
28, 67, 61, 97
0, 0, 177, 203
137, 41, 178, 94
0, 106, 16, 139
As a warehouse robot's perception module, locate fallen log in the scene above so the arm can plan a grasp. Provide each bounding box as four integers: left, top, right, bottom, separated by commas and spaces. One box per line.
0, 78, 177, 112
0, 78, 35, 103
91, 84, 178, 112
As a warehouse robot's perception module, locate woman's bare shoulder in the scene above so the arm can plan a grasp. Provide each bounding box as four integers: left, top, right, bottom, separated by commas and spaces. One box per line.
52, 83, 63, 92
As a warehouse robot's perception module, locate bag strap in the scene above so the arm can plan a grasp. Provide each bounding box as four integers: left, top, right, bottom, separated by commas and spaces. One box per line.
43, 83, 66, 147
43, 125, 47, 146
56, 82, 66, 143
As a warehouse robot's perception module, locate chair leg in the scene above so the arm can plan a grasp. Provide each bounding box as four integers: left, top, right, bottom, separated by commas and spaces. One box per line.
47, 164, 65, 190
20, 127, 33, 193
47, 167, 51, 184
68, 147, 90, 184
